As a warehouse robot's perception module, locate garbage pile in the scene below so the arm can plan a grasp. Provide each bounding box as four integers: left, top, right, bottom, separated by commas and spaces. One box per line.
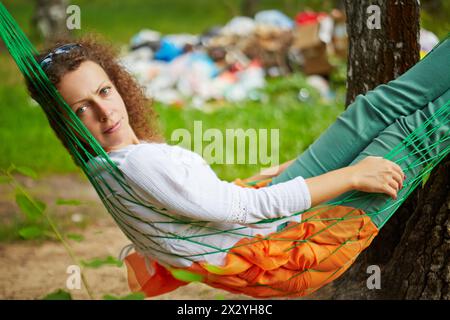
118, 9, 347, 108
119, 8, 439, 109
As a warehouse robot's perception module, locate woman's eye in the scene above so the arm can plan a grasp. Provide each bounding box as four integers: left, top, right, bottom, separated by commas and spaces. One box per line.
100, 86, 111, 96
76, 105, 88, 115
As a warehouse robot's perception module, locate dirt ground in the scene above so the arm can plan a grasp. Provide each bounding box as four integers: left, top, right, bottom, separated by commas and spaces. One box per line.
0, 174, 254, 300
0, 174, 330, 300
0, 215, 254, 300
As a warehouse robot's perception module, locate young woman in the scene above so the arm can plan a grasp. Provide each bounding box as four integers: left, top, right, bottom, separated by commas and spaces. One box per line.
26, 36, 449, 298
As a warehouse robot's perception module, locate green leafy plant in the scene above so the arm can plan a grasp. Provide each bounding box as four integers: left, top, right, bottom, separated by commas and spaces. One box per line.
42, 289, 73, 300
66, 233, 85, 242
167, 267, 204, 283
81, 255, 123, 268
56, 198, 83, 206
2, 164, 142, 300
103, 292, 146, 300
1, 164, 94, 299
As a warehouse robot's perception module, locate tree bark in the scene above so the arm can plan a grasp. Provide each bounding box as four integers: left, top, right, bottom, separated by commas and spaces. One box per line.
344, 0, 420, 106
321, 157, 450, 300
312, 0, 450, 300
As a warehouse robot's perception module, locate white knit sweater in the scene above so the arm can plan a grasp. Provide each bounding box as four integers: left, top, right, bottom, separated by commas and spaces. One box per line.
101, 142, 311, 268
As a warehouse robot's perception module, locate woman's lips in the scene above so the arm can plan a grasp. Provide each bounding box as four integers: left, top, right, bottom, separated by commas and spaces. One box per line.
103, 120, 121, 134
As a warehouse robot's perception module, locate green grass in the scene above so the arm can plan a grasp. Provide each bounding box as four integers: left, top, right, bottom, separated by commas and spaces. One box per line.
155, 76, 344, 181
0, 78, 77, 175
421, 2, 450, 40
4, 0, 446, 47
1, 0, 340, 45
0, 1, 348, 180
0, 53, 344, 180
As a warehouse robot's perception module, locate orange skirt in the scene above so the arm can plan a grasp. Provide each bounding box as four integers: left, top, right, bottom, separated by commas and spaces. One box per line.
124, 200, 379, 298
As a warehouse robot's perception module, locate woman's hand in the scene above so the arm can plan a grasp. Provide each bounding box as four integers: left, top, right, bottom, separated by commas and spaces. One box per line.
305, 156, 406, 207
349, 156, 406, 200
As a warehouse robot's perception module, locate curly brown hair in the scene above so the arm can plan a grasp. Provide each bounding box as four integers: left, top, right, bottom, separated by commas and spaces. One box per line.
26, 35, 164, 165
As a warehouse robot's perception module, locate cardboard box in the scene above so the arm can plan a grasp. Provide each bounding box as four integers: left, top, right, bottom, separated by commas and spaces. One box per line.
291, 22, 333, 76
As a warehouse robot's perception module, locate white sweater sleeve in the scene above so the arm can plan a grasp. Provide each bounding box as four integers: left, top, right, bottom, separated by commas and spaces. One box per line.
120, 144, 311, 226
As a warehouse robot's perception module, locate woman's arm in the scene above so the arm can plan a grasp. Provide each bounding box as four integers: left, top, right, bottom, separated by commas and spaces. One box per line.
244, 155, 406, 207
121, 145, 311, 225
121, 145, 404, 226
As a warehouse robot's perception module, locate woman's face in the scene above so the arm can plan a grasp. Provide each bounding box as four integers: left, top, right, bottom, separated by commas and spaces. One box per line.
57, 60, 139, 152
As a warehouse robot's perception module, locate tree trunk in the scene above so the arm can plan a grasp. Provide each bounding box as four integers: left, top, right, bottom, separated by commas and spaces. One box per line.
241, 0, 259, 17
326, 158, 450, 299
312, 0, 450, 300
344, 0, 420, 106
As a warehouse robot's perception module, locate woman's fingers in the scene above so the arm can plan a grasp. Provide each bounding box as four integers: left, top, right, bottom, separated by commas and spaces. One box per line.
386, 160, 405, 190
391, 171, 404, 190
384, 184, 398, 199
391, 162, 405, 180
388, 179, 400, 194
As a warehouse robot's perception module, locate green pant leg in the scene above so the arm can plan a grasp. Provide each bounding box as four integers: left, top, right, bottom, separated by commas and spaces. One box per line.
270, 38, 450, 185
328, 89, 450, 229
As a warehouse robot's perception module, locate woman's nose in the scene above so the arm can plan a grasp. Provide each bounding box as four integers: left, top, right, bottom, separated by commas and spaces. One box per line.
96, 102, 113, 122
100, 111, 113, 122
100, 112, 112, 123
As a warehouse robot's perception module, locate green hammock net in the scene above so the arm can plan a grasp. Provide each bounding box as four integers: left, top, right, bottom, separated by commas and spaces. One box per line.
1, 2, 449, 298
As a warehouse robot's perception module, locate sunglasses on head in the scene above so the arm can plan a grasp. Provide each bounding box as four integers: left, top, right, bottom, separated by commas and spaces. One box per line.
39, 43, 82, 70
